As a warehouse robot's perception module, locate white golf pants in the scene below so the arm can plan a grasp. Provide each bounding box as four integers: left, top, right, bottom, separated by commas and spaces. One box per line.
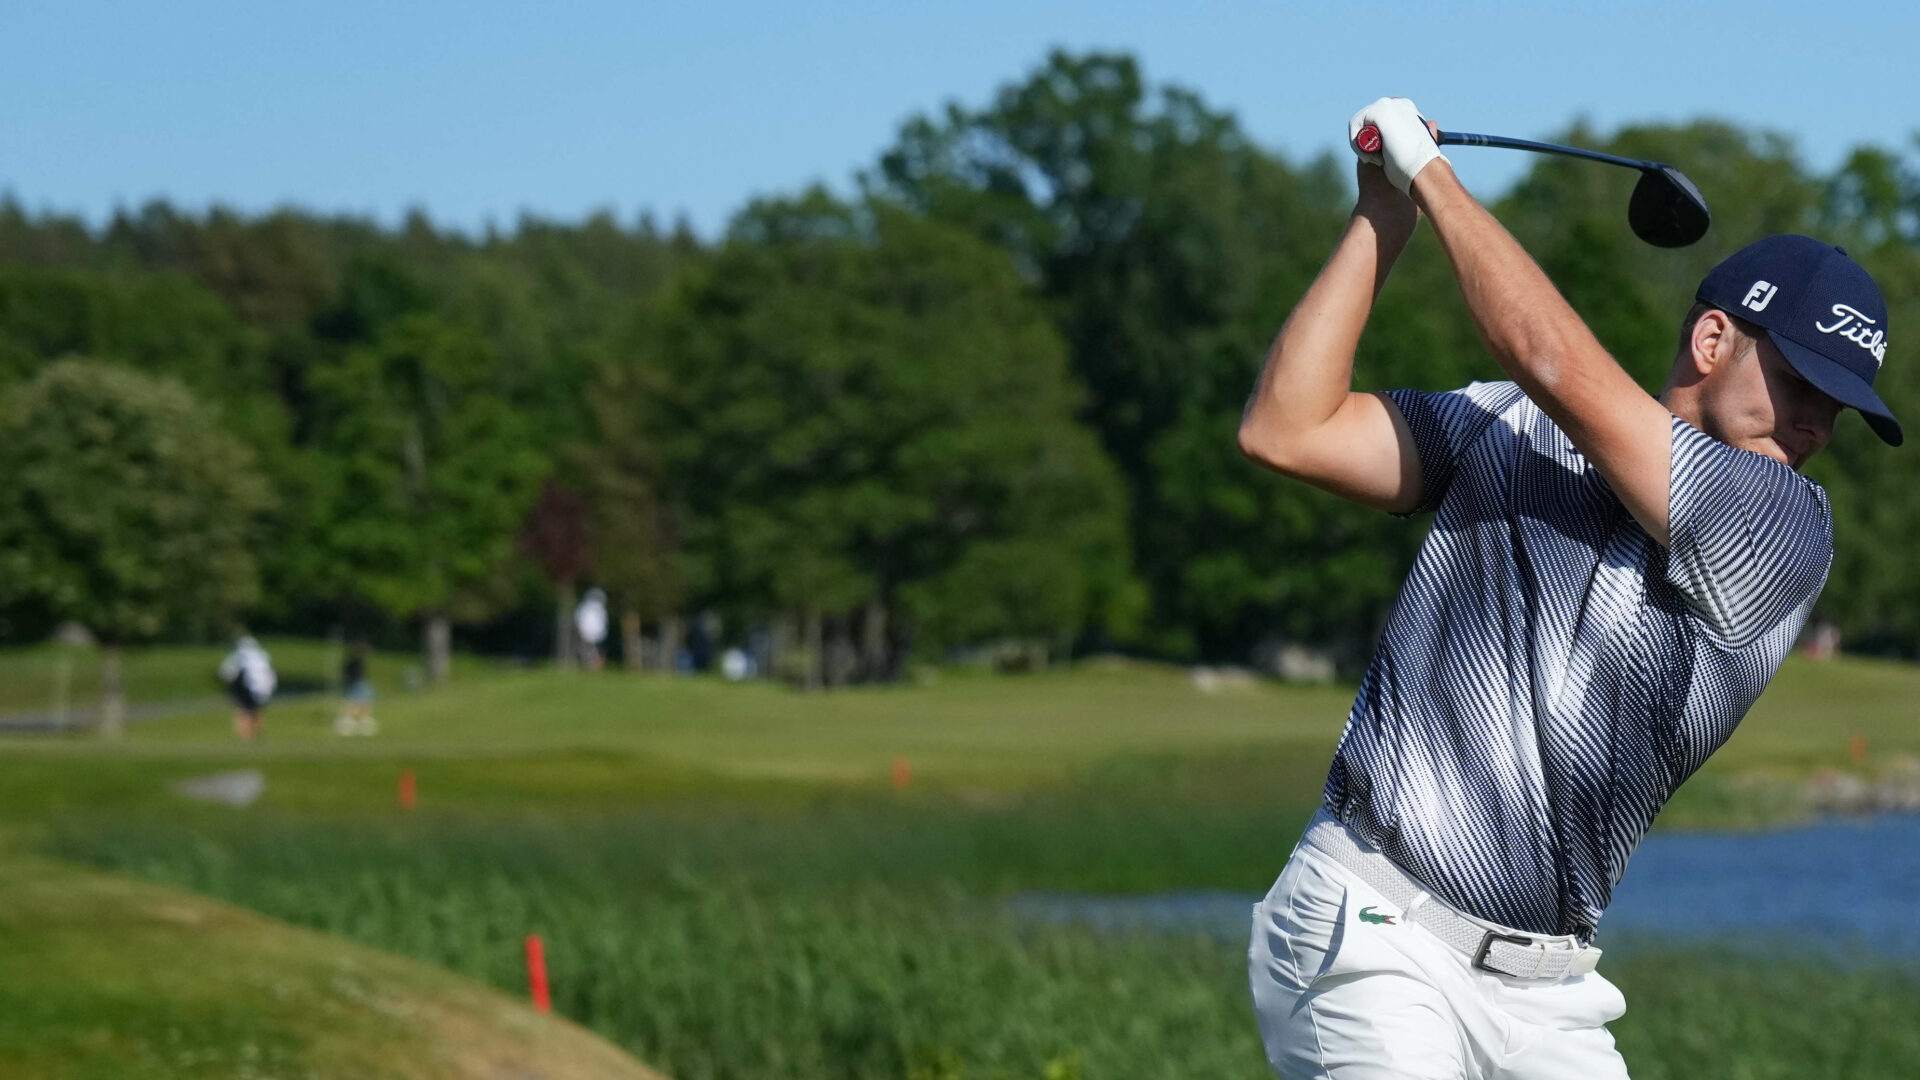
1247, 828, 1631, 1080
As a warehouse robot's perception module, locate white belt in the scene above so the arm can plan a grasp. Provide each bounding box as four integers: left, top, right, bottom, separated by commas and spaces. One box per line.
1298, 811, 1602, 982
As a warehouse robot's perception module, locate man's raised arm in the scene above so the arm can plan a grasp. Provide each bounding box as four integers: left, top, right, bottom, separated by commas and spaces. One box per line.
1361, 99, 1677, 544
1236, 161, 1426, 513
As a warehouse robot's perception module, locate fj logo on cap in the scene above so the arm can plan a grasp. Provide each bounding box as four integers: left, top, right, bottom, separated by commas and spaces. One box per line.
1742, 281, 1778, 313
1816, 304, 1888, 367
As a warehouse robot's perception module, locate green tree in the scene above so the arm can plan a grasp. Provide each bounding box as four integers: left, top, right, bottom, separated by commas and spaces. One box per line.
516, 478, 594, 668
4, 104, 1917, 668
874, 51, 1344, 472
1805, 154, 1920, 652
307, 311, 547, 682
0, 360, 271, 731
641, 191, 1138, 682
575, 356, 686, 671
872, 50, 1425, 659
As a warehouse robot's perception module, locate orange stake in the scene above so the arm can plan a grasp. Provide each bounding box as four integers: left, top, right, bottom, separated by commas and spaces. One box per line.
890, 755, 911, 792
1849, 733, 1868, 768
398, 768, 417, 811
525, 933, 551, 1014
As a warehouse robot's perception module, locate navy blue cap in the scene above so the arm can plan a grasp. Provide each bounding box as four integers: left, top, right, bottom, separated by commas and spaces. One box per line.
1697, 234, 1901, 446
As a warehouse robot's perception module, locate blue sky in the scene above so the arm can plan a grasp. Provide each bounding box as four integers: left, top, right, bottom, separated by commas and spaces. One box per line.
2, 1, 1913, 236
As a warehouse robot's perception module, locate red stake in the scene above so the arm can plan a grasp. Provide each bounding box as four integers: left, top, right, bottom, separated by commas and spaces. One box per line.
525, 933, 551, 1014
398, 768, 417, 811
890, 755, 911, 792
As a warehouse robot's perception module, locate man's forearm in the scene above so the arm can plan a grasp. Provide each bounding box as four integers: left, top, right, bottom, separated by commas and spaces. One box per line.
1410, 162, 1594, 398
1238, 200, 1416, 461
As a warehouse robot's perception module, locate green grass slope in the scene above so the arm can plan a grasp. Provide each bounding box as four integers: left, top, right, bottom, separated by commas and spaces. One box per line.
0, 856, 666, 1080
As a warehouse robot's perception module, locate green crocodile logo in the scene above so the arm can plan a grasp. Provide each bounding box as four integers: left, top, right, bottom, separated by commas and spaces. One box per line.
1358, 906, 1397, 925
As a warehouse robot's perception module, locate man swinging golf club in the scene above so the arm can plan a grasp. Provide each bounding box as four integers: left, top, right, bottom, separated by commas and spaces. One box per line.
1239, 97, 1901, 1078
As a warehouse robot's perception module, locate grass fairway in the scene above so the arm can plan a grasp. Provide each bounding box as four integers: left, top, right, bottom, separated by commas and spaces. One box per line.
0, 855, 662, 1080
21, 650, 1907, 794
6, 652, 1920, 1078
107, 659, 1356, 784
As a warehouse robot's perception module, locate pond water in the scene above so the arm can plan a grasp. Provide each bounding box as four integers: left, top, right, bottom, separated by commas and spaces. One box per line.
1008, 813, 1920, 962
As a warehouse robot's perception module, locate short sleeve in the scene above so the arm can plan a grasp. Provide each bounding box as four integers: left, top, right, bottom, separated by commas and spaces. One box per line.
1664, 417, 1832, 649
1384, 381, 1526, 515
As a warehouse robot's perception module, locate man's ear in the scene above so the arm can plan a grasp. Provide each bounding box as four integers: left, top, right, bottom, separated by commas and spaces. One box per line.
1688, 308, 1739, 379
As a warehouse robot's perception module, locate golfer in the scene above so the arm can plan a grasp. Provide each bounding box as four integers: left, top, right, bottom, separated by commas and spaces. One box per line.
1239, 97, 1900, 1079
219, 635, 277, 742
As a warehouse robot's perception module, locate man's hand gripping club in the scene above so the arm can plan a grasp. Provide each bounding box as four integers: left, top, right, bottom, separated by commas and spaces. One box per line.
1348, 97, 1448, 195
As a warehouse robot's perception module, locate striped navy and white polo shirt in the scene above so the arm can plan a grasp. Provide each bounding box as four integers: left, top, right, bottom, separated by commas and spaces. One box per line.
1323, 380, 1832, 940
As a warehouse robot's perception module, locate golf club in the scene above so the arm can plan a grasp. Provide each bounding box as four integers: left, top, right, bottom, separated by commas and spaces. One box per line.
1354, 125, 1711, 248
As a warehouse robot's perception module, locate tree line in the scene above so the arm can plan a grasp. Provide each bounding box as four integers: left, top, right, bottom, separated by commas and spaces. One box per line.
4, 50, 1919, 695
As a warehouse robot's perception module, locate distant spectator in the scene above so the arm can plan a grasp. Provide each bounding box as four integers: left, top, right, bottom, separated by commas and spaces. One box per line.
334, 642, 378, 736
685, 619, 713, 672
721, 647, 752, 681
219, 636, 276, 742
575, 587, 609, 671
1804, 619, 1842, 660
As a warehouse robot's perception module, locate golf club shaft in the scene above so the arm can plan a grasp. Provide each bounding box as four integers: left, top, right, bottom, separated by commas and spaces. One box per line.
1353, 124, 1655, 173
1437, 130, 1653, 172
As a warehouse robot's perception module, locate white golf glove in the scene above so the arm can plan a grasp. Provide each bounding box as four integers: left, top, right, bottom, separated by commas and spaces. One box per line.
1348, 97, 1446, 195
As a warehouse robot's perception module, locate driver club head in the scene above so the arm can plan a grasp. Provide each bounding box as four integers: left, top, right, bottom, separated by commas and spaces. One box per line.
1628, 165, 1711, 248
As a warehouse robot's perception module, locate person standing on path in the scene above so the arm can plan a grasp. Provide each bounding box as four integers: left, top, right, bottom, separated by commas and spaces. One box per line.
219, 635, 277, 742
1238, 97, 1900, 1079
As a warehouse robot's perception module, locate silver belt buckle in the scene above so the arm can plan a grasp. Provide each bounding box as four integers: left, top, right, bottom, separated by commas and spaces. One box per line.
1471, 930, 1535, 974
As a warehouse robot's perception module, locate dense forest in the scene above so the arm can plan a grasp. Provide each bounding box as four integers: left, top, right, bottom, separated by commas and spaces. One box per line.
5, 51, 1919, 684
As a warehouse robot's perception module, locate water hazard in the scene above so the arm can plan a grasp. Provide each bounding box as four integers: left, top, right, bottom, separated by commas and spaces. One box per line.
1009, 813, 1920, 961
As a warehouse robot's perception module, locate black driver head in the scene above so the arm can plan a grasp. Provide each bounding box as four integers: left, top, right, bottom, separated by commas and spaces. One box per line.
1628, 165, 1711, 248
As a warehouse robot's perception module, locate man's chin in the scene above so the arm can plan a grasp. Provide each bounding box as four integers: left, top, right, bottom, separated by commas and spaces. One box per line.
1744, 440, 1794, 468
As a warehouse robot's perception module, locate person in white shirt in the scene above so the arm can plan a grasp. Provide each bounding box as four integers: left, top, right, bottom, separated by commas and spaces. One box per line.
219, 635, 277, 742
575, 587, 609, 671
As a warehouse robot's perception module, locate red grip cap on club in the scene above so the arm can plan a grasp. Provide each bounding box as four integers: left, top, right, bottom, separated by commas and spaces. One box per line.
1355, 124, 1383, 154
